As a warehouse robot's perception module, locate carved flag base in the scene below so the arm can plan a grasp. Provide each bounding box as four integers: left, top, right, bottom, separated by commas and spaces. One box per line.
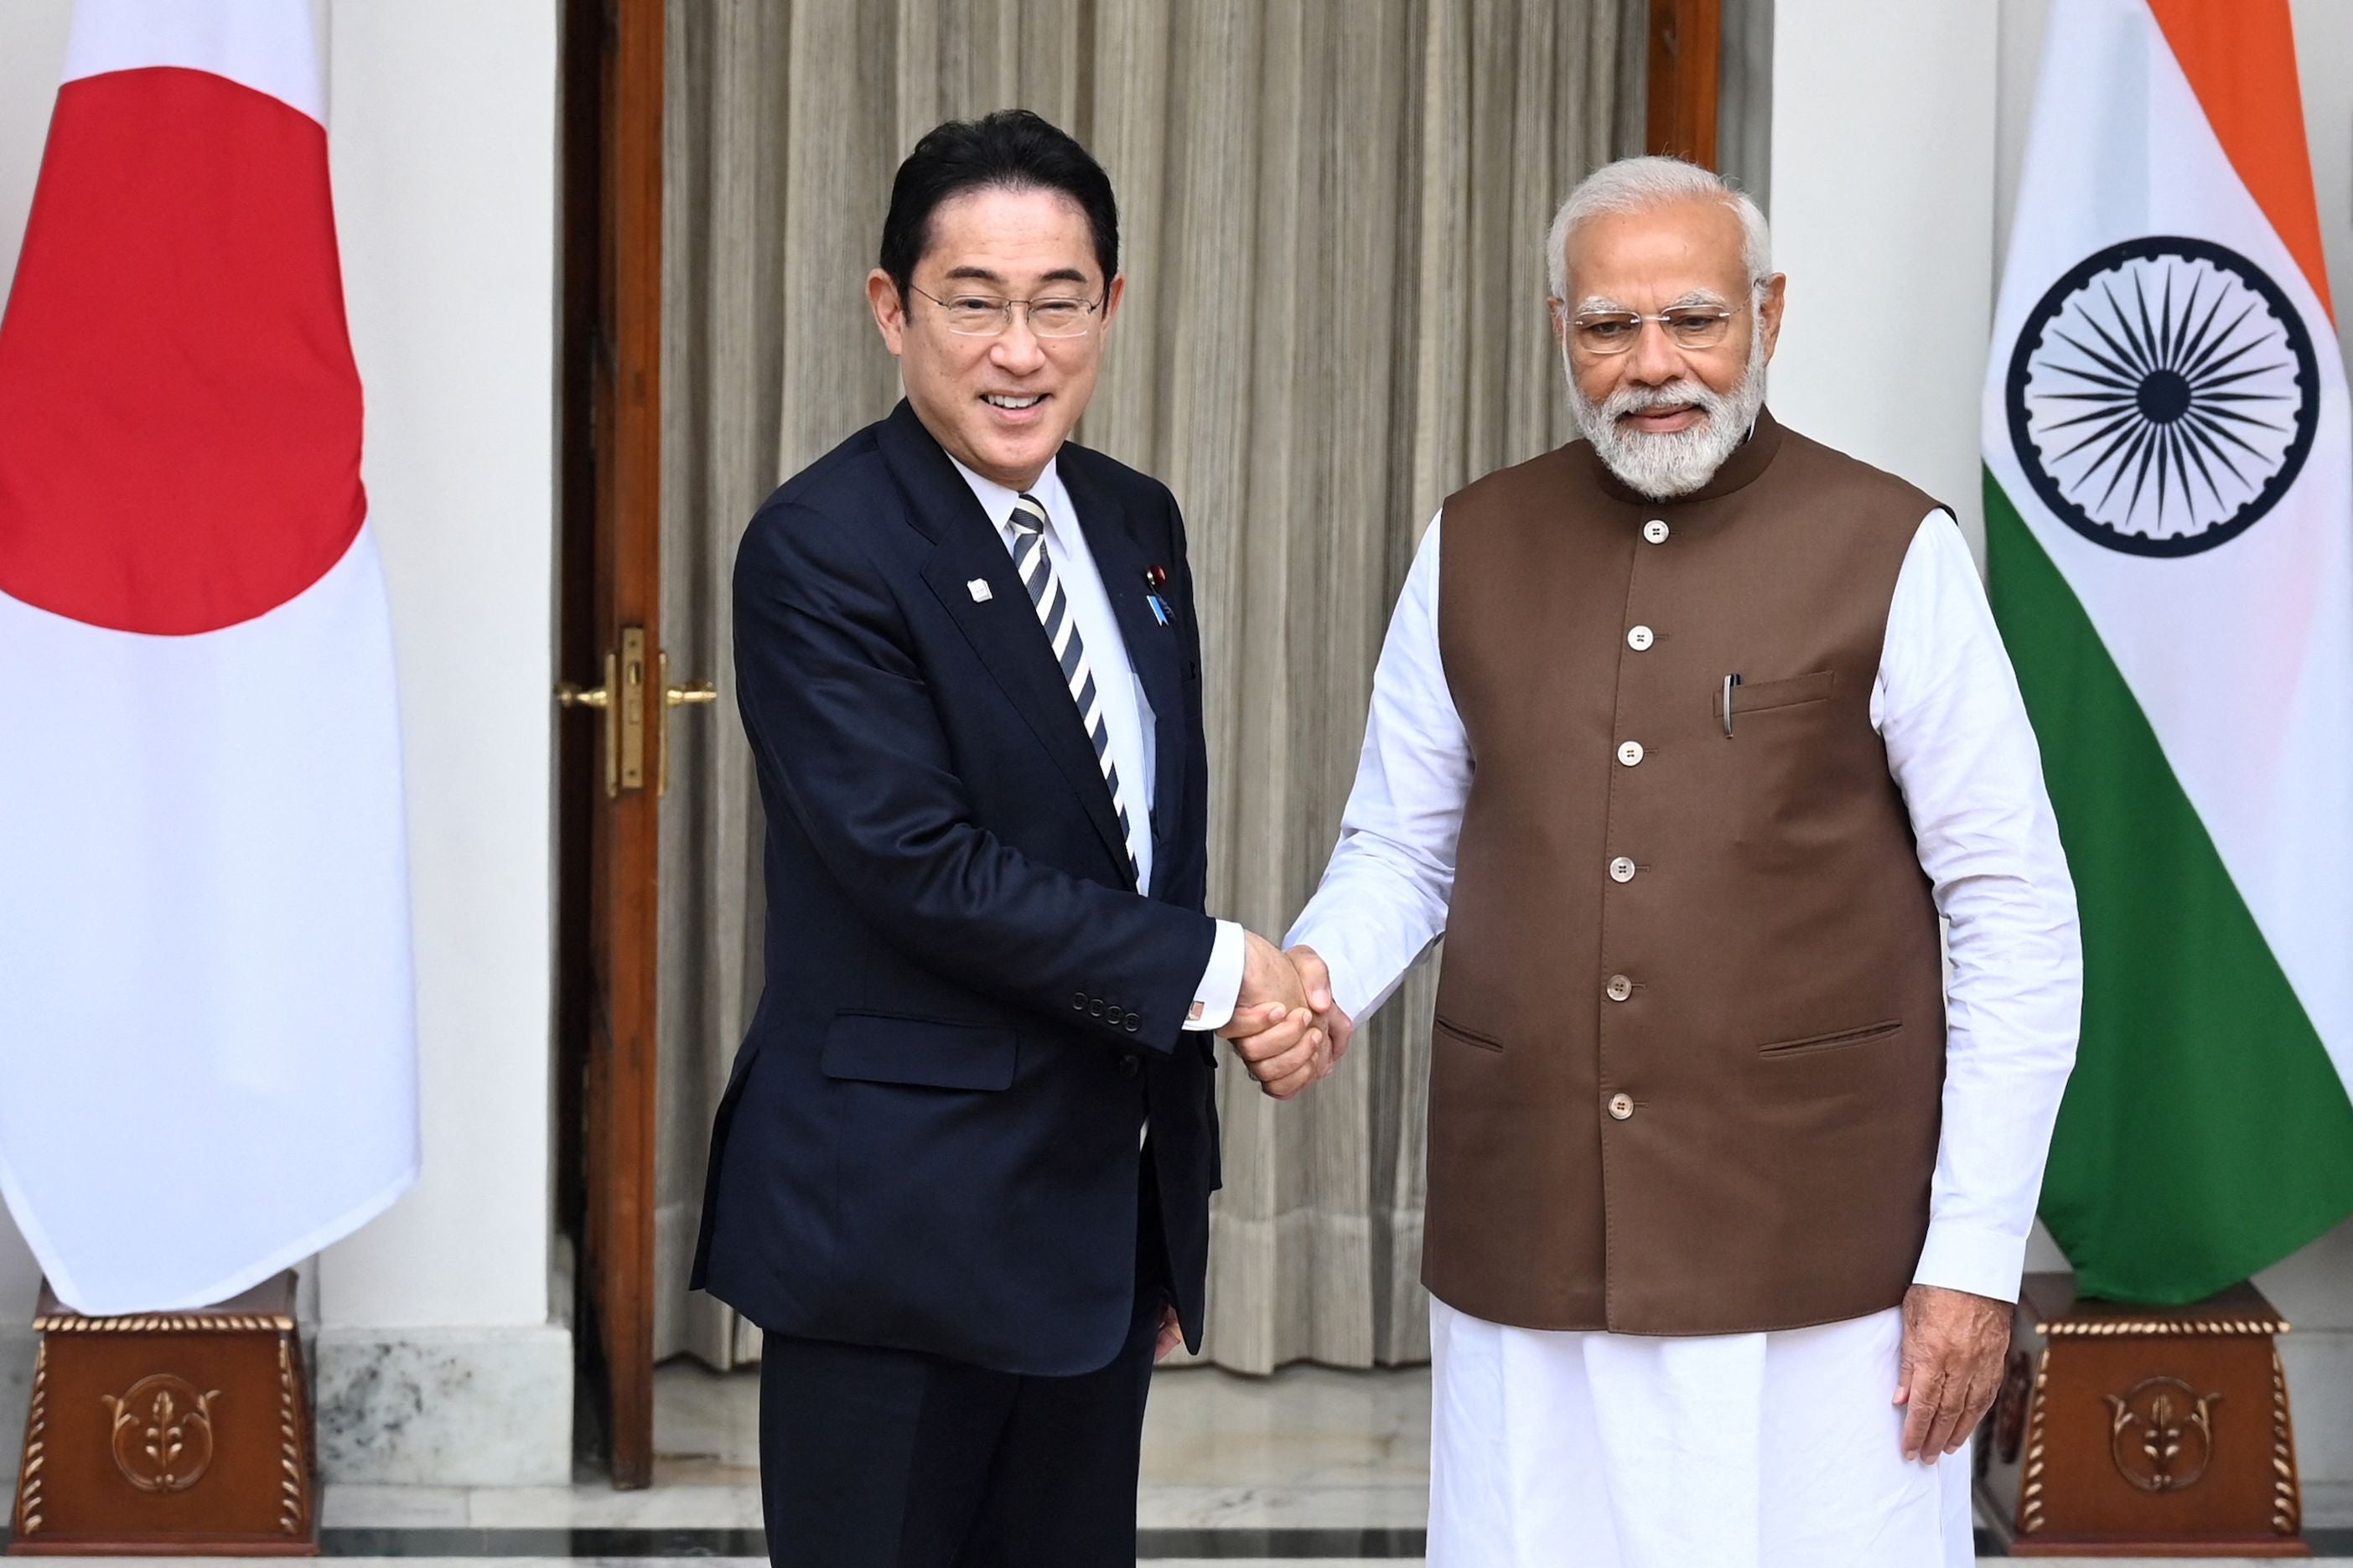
9, 1273, 315, 1555
1976, 1273, 2306, 1558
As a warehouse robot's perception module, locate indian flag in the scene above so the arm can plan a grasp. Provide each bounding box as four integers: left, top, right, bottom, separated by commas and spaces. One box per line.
1986, 0, 2353, 1302
0, 0, 417, 1314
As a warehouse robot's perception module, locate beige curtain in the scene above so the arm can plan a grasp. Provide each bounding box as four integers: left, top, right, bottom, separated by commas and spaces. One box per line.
658, 0, 1641, 1374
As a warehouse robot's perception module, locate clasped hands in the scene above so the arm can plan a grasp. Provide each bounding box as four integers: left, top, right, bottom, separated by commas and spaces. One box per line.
1215, 933, 1353, 1100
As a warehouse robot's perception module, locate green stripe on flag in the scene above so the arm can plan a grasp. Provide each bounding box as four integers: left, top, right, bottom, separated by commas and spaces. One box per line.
1986, 474, 2353, 1302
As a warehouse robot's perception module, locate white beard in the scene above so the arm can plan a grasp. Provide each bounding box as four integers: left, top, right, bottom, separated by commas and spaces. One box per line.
1568, 321, 1769, 499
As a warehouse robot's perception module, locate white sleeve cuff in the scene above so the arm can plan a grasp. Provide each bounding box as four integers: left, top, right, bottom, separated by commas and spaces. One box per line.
1182, 920, 1247, 1032
1912, 1219, 2030, 1303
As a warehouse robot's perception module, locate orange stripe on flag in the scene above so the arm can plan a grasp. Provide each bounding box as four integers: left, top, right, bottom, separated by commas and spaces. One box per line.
2145, 0, 2334, 322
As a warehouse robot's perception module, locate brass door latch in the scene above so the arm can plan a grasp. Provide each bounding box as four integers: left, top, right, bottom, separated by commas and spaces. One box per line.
557, 627, 717, 798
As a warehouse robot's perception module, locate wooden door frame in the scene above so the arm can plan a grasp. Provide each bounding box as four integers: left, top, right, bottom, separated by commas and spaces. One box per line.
557, 0, 665, 1491
1647, 0, 1723, 167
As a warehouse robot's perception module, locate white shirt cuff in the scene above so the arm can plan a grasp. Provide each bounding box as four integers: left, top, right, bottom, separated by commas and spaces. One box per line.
1183, 920, 1246, 1032
1912, 1219, 2029, 1303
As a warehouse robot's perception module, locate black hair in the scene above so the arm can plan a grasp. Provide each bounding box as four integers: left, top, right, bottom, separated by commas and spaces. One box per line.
878, 110, 1120, 301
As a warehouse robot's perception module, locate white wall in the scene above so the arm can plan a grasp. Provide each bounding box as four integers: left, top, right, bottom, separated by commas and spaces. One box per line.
1766, 0, 2001, 552
315, 0, 558, 1336
0, 2, 71, 309
0, 3, 558, 1338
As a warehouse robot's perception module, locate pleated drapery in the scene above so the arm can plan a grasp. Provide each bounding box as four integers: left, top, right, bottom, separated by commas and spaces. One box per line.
657, 0, 1641, 1374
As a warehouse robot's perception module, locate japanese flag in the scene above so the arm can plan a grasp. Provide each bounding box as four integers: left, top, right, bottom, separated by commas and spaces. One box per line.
0, 0, 418, 1314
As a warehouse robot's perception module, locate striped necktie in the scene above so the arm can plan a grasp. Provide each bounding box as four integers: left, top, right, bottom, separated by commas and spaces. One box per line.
1007, 491, 1142, 887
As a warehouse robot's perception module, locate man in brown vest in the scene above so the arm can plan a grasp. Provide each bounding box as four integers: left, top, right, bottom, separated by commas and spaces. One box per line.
1284, 157, 2082, 1566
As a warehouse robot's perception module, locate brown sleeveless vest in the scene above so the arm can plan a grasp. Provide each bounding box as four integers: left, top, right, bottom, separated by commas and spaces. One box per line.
1426, 408, 1948, 1336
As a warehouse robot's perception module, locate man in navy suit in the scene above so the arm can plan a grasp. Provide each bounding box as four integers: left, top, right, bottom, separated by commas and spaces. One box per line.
692, 111, 1334, 1566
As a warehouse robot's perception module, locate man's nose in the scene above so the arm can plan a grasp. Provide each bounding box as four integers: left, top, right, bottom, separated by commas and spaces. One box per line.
1625, 318, 1686, 384
991, 313, 1048, 373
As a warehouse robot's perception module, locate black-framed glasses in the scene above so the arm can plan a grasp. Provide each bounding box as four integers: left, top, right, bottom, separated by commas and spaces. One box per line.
908, 283, 1106, 339
1568, 303, 1744, 356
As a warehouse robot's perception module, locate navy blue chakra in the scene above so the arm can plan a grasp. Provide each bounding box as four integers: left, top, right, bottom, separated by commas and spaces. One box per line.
2007, 235, 2318, 557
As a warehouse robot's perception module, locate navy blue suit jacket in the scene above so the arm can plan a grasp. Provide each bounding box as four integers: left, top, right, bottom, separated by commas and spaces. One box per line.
690, 401, 1223, 1376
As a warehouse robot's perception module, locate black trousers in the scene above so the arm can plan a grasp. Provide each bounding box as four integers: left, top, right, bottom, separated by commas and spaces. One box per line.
758, 1168, 1171, 1567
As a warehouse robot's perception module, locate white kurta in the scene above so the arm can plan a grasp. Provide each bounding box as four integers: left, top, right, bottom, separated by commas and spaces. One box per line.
1288, 507, 2082, 1568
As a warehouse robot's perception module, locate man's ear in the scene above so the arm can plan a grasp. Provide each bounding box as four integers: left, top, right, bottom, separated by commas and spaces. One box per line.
1547, 296, 1569, 349
1098, 272, 1127, 339
868, 269, 907, 356
1758, 273, 1788, 363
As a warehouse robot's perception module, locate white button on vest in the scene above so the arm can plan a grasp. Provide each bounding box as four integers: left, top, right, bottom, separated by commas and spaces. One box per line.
1609, 856, 1637, 882
1618, 741, 1645, 767
1643, 520, 1670, 544
1627, 625, 1654, 650
1605, 974, 1633, 1002
1607, 1092, 1635, 1121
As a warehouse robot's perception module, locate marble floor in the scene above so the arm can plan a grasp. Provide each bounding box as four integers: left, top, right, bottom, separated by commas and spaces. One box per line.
321, 1358, 1431, 1532
207, 1363, 2353, 1561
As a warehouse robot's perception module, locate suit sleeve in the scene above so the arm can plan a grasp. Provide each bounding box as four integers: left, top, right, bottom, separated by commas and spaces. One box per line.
734, 499, 1217, 1049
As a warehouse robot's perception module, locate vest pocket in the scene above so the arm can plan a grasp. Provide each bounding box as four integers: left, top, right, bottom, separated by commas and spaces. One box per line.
1730, 669, 1836, 714
1757, 1018, 1901, 1059
1434, 1015, 1506, 1053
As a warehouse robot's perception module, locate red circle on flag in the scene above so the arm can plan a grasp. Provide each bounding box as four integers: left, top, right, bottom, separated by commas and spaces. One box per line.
0, 68, 365, 636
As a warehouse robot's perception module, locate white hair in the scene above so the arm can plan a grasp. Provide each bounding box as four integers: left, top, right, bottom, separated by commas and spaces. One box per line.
1546, 156, 1772, 303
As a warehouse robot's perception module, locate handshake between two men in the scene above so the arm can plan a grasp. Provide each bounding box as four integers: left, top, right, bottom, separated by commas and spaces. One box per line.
1214, 932, 1353, 1100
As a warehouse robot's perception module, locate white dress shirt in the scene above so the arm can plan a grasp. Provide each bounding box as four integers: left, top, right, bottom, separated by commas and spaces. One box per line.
949, 455, 1244, 1032
1288, 507, 2081, 1304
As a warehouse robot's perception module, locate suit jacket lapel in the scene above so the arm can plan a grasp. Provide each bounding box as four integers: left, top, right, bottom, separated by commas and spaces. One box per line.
880, 404, 1132, 880
1061, 458, 1185, 898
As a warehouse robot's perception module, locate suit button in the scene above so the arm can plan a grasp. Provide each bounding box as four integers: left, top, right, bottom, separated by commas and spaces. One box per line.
1627, 625, 1654, 651
1073, 992, 1087, 1012
1120, 1053, 1142, 1077
1643, 519, 1669, 544
1090, 999, 1106, 1017
1617, 741, 1645, 767
1608, 1091, 1635, 1121
1609, 856, 1637, 883
1124, 1012, 1142, 1032
1605, 975, 1633, 1002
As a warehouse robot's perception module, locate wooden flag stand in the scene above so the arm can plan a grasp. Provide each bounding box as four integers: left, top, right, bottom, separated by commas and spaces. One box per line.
1977, 1273, 2307, 1557
8, 1273, 315, 1555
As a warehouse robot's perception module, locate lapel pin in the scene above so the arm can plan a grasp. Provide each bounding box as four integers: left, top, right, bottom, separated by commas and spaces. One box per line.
967, 578, 993, 603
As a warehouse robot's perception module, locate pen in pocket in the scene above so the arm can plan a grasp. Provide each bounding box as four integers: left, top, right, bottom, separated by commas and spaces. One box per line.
1721, 673, 1742, 737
